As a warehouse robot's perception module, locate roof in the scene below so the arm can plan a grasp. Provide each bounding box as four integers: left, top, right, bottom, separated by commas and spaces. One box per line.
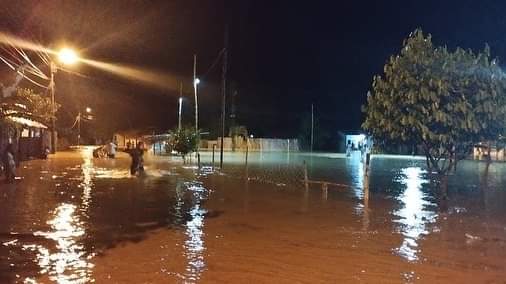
7, 116, 48, 129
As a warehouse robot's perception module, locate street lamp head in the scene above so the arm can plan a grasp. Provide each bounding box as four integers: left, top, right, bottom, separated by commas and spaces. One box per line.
58, 48, 78, 65
86, 107, 92, 113
194, 78, 200, 85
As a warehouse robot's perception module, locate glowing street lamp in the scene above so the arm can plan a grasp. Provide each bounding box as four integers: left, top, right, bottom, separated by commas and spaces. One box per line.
178, 97, 183, 131
58, 48, 78, 65
193, 76, 200, 135
86, 107, 92, 113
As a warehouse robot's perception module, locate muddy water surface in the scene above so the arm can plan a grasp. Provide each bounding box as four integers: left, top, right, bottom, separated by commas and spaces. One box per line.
0, 148, 505, 283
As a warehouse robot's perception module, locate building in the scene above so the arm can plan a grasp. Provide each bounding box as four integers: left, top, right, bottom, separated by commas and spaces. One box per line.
1, 117, 49, 161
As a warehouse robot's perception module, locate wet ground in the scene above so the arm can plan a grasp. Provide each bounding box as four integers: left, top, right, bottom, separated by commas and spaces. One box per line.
1, 148, 506, 283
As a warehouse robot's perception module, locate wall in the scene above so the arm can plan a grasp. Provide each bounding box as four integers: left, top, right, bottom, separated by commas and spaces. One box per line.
202, 137, 299, 152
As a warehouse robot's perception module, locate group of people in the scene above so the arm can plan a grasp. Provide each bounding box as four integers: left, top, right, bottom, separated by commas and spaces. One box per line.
93, 140, 146, 175
346, 140, 369, 158
93, 141, 117, 158
2, 139, 146, 183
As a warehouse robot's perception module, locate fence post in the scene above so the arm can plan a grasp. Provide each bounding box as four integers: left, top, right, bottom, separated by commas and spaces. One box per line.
245, 143, 249, 166
212, 144, 216, 169
322, 182, 328, 200
197, 153, 201, 169
303, 160, 309, 189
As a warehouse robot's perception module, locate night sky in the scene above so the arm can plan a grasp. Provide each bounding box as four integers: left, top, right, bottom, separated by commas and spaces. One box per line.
1, 1, 506, 144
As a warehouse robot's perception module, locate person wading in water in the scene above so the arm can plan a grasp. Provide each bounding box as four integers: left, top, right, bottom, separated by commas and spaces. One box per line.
127, 141, 145, 175
2, 143, 16, 183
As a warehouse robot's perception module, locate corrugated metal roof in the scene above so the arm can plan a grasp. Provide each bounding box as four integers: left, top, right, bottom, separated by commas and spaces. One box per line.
7, 116, 48, 129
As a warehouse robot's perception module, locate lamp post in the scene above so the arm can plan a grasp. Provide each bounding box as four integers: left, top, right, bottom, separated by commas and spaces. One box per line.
178, 97, 183, 132
49, 61, 57, 153
49, 47, 78, 153
178, 82, 183, 132
193, 54, 200, 134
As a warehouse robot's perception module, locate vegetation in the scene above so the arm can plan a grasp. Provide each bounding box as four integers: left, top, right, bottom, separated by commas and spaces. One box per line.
1, 88, 58, 125
168, 126, 199, 161
362, 29, 506, 177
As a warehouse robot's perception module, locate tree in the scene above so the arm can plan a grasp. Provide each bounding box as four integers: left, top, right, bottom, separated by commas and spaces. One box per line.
168, 126, 199, 162
362, 29, 506, 178
1, 88, 57, 124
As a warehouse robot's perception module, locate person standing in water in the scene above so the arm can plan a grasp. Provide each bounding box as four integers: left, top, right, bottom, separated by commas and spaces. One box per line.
128, 141, 145, 175
106, 141, 117, 159
2, 144, 16, 183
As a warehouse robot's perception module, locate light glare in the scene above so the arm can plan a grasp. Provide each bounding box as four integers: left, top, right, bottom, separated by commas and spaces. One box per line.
58, 48, 78, 65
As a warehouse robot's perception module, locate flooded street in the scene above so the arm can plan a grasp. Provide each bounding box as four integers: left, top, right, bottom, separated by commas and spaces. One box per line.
1, 148, 506, 283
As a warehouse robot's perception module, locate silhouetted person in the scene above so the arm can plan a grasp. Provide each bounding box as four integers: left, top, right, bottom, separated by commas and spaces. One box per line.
128, 142, 145, 175
3, 144, 16, 183
41, 146, 50, 159
106, 141, 117, 159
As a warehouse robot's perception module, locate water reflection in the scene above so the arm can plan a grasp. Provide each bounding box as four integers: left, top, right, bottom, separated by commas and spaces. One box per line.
393, 167, 437, 262
345, 151, 365, 200
80, 148, 93, 217
28, 148, 95, 283
183, 182, 208, 282
345, 152, 368, 223
32, 204, 93, 283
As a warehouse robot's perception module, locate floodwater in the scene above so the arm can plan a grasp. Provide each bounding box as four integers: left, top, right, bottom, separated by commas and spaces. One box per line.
0, 148, 505, 283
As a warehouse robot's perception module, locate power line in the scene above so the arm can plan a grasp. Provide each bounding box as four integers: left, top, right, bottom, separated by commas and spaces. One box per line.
201, 48, 226, 80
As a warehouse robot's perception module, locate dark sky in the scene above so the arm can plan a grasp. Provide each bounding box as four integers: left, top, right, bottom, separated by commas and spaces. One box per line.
1, 0, 506, 139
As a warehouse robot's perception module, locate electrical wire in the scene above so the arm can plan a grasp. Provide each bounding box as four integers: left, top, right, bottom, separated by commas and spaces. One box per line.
201, 48, 226, 80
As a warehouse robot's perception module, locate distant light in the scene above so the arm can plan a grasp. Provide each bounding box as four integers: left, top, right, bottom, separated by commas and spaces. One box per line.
58, 48, 78, 65
85, 107, 92, 113
194, 78, 200, 85
179, 97, 183, 104
250, 134, 254, 138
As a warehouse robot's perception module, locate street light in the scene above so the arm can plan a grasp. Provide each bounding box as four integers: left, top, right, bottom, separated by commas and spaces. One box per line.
193, 77, 200, 132
58, 48, 78, 65
178, 97, 183, 132
49, 47, 79, 153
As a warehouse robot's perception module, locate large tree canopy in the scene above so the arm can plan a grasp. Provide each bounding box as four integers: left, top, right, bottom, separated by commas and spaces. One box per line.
1, 88, 57, 125
168, 126, 199, 161
362, 30, 506, 174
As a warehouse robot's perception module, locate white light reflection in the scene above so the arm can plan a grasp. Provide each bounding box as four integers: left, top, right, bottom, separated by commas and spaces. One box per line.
345, 152, 366, 217
32, 204, 93, 283
80, 147, 94, 216
26, 147, 96, 283
183, 182, 208, 282
394, 167, 437, 262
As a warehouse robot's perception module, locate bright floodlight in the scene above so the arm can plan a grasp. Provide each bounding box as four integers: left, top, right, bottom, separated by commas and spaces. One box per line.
86, 107, 92, 113
58, 48, 78, 65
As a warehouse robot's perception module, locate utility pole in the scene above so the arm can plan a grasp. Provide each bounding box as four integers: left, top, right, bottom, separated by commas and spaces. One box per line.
178, 82, 183, 132
310, 103, 314, 152
50, 61, 57, 154
220, 28, 228, 168
193, 54, 198, 135
77, 112, 81, 147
